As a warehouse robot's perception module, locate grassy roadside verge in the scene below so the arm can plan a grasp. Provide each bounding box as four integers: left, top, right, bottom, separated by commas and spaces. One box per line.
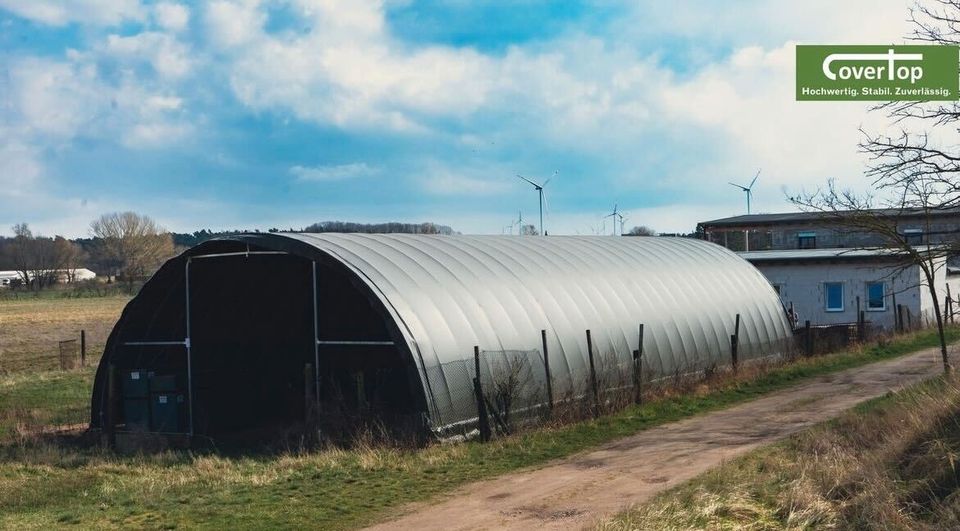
2, 327, 958, 529
0, 367, 95, 439
601, 369, 960, 530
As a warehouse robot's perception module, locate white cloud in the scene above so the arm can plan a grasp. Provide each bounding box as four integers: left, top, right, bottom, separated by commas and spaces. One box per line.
205, 0, 266, 48
0, 139, 44, 193
0, 0, 144, 26
125, 122, 192, 148
153, 2, 189, 32
7, 55, 191, 148
7, 58, 108, 138
0, 0, 937, 235
103, 32, 193, 79
207, 0, 496, 130
290, 163, 378, 181
420, 164, 512, 196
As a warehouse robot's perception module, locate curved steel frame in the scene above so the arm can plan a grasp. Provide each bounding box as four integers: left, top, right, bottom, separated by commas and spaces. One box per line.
91, 234, 793, 436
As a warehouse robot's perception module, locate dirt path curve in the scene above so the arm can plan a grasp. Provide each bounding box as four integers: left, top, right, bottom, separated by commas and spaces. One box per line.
368, 346, 955, 530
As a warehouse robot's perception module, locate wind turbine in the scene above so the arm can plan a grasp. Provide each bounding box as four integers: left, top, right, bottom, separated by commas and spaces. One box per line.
604, 204, 621, 236
516, 171, 556, 236
729, 169, 760, 215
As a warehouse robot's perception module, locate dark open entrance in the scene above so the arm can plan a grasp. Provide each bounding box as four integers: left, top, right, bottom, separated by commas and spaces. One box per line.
104, 245, 425, 448
189, 253, 314, 443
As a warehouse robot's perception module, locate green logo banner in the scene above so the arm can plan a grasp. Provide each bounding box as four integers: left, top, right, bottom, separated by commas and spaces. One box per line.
796, 45, 959, 101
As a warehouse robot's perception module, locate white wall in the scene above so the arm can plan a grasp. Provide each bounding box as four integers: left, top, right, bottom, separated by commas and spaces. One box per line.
752, 259, 923, 330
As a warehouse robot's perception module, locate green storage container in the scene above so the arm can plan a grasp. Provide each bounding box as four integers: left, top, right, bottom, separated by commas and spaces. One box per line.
150, 393, 183, 433
121, 370, 152, 398
122, 398, 150, 430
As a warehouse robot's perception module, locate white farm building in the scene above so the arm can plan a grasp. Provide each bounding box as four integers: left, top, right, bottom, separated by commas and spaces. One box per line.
0, 268, 97, 288
741, 248, 960, 331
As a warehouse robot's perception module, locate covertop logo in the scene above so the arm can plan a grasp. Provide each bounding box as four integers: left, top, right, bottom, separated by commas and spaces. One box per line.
796, 45, 959, 101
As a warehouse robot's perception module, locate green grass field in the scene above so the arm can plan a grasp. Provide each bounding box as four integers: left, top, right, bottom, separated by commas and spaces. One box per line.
1, 324, 956, 529
0, 367, 95, 440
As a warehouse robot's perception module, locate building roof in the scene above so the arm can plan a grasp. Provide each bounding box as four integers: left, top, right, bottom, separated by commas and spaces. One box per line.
700, 208, 960, 228
739, 247, 909, 263
256, 234, 795, 430
93, 234, 794, 434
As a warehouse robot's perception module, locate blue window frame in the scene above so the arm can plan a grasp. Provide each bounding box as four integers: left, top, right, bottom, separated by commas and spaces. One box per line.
825, 282, 844, 312
903, 229, 924, 246
866, 282, 885, 310
798, 231, 817, 249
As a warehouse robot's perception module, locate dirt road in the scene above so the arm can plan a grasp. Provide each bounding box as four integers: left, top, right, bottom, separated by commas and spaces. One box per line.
368, 346, 953, 530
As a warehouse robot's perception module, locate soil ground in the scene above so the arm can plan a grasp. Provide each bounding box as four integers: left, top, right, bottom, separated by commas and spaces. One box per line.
368, 345, 955, 530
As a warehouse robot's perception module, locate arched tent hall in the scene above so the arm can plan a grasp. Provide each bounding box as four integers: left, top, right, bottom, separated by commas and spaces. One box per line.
90, 234, 793, 443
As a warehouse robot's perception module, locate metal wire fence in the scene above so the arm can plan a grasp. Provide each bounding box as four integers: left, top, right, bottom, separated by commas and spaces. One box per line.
422, 318, 808, 440
1, 331, 90, 374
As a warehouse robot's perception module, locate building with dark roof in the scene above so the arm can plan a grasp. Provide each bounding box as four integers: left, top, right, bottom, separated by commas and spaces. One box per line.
699, 209, 960, 252
698, 209, 960, 332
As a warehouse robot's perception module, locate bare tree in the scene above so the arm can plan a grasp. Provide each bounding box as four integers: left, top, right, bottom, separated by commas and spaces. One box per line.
842, 0, 960, 373
790, 0, 960, 374
791, 182, 953, 374
7, 223, 32, 287
3, 225, 86, 290
90, 212, 174, 287
625, 225, 657, 237
53, 236, 85, 282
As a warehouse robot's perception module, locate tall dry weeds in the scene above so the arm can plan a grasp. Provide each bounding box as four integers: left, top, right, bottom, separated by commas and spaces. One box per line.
604, 375, 960, 530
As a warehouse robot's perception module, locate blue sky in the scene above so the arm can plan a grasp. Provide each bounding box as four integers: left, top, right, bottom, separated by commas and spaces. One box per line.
0, 0, 914, 237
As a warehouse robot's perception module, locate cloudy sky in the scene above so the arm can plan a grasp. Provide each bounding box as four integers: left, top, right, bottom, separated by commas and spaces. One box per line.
0, 0, 917, 237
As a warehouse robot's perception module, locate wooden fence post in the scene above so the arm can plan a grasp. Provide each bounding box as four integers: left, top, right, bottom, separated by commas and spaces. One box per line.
633, 324, 644, 405
730, 334, 739, 372
731, 313, 741, 372
105, 362, 116, 449
473, 346, 491, 442
897, 304, 905, 332
541, 329, 553, 413
804, 320, 812, 356
80, 330, 86, 367
892, 291, 899, 331
859, 310, 866, 342
947, 283, 953, 324
586, 329, 599, 417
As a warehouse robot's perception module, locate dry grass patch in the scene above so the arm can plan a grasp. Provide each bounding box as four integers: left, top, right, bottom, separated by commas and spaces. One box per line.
0, 326, 955, 529
0, 296, 129, 373
603, 374, 960, 530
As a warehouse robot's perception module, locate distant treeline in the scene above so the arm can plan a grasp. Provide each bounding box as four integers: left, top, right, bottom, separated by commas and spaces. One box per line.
301, 221, 456, 235
167, 222, 456, 247
0, 220, 458, 276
